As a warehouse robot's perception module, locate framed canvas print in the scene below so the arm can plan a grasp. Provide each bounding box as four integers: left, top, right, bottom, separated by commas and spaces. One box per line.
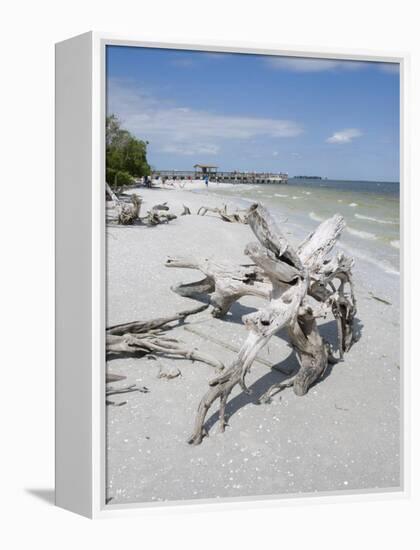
55, 32, 408, 518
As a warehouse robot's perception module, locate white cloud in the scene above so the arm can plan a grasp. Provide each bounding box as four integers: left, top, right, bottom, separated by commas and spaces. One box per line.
161, 143, 220, 156
326, 128, 362, 144
108, 79, 303, 157
265, 57, 367, 73
265, 57, 400, 76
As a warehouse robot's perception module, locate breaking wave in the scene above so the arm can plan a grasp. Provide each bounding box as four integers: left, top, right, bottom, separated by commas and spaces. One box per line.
346, 227, 377, 240
340, 244, 399, 276
309, 212, 325, 222
355, 213, 397, 225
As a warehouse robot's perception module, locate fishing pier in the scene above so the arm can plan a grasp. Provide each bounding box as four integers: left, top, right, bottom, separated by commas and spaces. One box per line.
153, 164, 288, 184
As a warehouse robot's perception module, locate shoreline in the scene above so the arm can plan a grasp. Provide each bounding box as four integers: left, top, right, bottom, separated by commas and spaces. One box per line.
106, 182, 400, 505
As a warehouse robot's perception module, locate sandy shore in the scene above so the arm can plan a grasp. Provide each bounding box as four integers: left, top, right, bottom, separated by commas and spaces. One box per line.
106, 182, 400, 505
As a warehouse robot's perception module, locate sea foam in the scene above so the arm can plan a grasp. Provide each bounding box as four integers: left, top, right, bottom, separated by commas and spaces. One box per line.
346, 227, 377, 240
309, 212, 325, 222
340, 244, 399, 276
355, 213, 397, 225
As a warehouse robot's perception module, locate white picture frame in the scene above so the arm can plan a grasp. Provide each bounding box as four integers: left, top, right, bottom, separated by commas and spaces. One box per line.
55, 31, 409, 518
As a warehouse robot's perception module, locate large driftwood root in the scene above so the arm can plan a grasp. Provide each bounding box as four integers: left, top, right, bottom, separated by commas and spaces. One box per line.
197, 204, 249, 223
106, 303, 224, 371
188, 203, 357, 445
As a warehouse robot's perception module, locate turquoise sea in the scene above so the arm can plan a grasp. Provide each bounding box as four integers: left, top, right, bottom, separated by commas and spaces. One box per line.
202, 177, 400, 276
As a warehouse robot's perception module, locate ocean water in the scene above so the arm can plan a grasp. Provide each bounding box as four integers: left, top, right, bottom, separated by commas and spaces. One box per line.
203, 178, 400, 276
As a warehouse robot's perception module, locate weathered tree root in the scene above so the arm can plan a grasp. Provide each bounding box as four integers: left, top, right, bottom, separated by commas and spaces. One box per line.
106, 303, 224, 371
106, 383, 149, 397
165, 256, 270, 317
105, 182, 143, 225
188, 203, 357, 445
197, 204, 249, 223
142, 211, 177, 225
115, 193, 143, 225
106, 184, 178, 226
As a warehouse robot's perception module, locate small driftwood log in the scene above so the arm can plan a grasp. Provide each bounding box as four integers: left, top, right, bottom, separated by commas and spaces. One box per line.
187, 203, 357, 445
144, 211, 177, 225
181, 205, 191, 216
142, 202, 177, 225
197, 204, 249, 224
106, 303, 224, 371
151, 202, 169, 212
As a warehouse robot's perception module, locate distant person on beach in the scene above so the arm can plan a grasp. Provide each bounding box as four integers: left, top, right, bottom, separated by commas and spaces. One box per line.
204, 175, 209, 188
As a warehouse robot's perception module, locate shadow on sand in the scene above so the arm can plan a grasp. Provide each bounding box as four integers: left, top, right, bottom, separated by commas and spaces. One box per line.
201, 316, 364, 436
25, 488, 55, 505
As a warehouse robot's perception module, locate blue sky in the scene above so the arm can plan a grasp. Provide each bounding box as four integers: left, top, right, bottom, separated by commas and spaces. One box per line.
106, 46, 400, 181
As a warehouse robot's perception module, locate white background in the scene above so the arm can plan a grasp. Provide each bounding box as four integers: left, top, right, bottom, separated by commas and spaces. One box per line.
1, 0, 419, 547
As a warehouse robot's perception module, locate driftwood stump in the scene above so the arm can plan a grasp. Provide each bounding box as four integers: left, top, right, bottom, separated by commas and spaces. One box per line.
186, 203, 357, 444
106, 184, 178, 227
118, 194, 142, 225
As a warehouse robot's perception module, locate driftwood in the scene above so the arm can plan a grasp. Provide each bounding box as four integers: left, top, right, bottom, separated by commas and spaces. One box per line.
106, 183, 143, 225
106, 181, 120, 203
118, 194, 142, 225
197, 204, 249, 224
166, 256, 270, 317
106, 383, 149, 396
183, 325, 292, 374
143, 211, 177, 225
181, 205, 191, 216
151, 202, 169, 212
141, 202, 178, 225
106, 373, 126, 383
106, 186, 178, 226
106, 303, 224, 371
187, 203, 357, 444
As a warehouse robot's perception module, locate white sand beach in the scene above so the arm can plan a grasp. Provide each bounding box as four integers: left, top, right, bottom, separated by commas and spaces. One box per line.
106, 181, 400, 505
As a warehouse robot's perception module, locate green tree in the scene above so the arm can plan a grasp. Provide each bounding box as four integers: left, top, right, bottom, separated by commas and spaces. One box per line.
106, 115, 151, 187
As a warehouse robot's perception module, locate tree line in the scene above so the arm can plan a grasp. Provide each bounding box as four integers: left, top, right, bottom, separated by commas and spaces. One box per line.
106, 114, 151, 187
